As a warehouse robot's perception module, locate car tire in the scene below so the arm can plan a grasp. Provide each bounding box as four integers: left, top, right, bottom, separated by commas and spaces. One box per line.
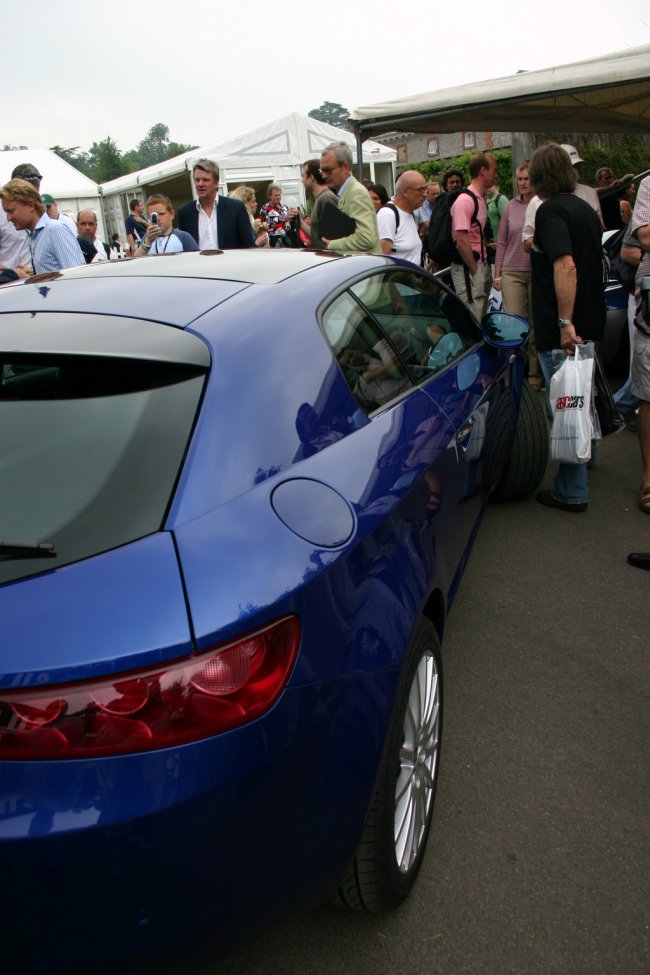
491, 382, 548, 502
337, 617, 443, 913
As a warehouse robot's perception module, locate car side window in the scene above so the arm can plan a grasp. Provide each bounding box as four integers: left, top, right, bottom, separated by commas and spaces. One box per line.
321, 291, 413, 413
350, 269, 479, 382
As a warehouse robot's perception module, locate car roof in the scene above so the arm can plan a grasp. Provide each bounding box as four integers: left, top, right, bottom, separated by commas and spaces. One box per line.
33, 249, 347, 286
0, 251, 387, 328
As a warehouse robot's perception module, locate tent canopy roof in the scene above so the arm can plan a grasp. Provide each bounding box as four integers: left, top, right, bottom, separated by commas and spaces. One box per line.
101, 113, 395, 194
0, 149, 100, 199
350, 45, 650, 138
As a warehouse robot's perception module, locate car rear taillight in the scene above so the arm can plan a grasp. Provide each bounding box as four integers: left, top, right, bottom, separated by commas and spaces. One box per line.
0, 616, 300, 760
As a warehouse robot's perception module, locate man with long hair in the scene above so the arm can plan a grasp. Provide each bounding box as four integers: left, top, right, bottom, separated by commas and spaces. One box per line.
528, 142, 605, 513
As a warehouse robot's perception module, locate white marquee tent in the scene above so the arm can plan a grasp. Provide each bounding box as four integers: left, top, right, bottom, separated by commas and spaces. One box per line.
0, 149, 105, 238
99, 113, 396, 243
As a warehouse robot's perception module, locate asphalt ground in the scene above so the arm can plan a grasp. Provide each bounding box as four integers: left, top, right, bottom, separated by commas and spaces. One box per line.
105, 419, 648, 975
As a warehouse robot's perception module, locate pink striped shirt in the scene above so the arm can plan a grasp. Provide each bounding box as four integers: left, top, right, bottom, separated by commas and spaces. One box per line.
496, 196, 532, 273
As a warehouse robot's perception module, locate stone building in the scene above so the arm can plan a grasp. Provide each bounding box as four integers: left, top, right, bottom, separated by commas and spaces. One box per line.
380, 130, 512, 165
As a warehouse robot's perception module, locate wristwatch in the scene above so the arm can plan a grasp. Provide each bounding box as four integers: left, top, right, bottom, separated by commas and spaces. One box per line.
558, 319, 572, 328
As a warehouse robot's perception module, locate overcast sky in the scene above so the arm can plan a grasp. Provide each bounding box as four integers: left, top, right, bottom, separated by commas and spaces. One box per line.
4, 0, 649, 154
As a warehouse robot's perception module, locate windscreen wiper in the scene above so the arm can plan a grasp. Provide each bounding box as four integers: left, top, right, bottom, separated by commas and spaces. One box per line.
0, 541, 57, 558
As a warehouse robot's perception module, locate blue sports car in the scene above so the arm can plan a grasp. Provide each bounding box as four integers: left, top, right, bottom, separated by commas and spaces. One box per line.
0, 250, 547, 966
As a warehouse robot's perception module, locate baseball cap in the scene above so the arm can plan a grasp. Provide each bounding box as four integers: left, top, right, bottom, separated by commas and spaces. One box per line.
11, 163, 43, 182
559, 144, 584, 166
41, 193, 55, 206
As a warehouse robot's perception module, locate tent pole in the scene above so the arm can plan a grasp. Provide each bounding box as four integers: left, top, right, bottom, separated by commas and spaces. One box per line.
355, 125, 364, 180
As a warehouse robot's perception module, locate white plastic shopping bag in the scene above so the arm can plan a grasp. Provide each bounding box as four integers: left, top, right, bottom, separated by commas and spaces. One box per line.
549, 342, 595, 464
488, 286, 503, 313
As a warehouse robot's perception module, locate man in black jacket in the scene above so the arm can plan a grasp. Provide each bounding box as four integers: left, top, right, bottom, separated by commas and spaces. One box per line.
177, 159, 254, 249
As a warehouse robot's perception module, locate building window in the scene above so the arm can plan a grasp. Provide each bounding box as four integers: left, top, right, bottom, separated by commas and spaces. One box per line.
427, 137, 439, 156
463, 132, 475, 149
396, 144, 408, 163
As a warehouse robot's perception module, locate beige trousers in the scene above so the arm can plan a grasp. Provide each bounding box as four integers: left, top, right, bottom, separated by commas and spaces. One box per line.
501, 270, 542, 387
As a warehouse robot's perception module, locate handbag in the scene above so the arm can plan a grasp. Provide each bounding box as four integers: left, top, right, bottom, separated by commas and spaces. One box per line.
592, 351, 624, 438
549, 342, 595, 464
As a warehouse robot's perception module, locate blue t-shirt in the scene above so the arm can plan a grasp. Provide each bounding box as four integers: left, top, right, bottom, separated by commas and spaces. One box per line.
148, 230, 199, 254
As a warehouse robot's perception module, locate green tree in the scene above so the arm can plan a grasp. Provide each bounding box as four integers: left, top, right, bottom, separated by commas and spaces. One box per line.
50, 145, 92, 177
134, 122, 171, 168
49, 123, 199, 184
132, 123, 197, 169
87, 137, 127, 182
167, 140, 197, 159
533, 133, 648, 184
308, 101, 350, 130
406, 150, 515, 195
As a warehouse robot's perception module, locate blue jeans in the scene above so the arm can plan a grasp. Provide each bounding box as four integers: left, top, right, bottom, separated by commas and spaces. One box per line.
613, 376, 640, 416
538, 349, 589, 504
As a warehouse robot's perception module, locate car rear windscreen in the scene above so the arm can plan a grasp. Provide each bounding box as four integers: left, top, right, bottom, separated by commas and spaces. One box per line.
0, 354, 207, 585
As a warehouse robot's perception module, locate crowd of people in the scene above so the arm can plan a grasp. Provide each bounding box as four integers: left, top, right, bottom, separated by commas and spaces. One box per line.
0, 141, 648, 566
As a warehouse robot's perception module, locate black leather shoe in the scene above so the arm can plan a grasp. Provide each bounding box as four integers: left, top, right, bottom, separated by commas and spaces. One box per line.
536, 489, 587, 513
627, 552, 650, 570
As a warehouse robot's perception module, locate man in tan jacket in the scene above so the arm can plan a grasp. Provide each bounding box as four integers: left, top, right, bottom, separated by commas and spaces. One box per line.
319, 141, 381, 254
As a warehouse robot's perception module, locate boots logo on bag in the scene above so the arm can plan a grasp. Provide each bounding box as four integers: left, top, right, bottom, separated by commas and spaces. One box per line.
555, 395, 585, 410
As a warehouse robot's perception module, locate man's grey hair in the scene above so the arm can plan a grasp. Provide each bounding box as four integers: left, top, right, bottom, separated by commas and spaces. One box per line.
322, 141, 353, 167
193, 158, 220, 182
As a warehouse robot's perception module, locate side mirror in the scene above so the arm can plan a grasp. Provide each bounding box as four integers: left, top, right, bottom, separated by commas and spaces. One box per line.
481, 312, 530, 348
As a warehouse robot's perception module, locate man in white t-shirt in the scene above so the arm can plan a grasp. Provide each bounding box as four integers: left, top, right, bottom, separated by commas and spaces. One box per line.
560, 144, 604, 229
377, 171, 426, 265
523, 143, 605, 254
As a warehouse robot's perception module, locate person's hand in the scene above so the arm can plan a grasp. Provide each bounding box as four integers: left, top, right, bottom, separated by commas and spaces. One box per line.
492, 276, 502, 291
145, 222, 161, 245
560, 322, 583, 355
15, 264, 33, 278
255, 231, 269, 247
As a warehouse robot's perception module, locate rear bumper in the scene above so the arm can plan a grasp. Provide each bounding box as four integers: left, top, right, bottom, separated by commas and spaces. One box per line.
1, 670, 398, 965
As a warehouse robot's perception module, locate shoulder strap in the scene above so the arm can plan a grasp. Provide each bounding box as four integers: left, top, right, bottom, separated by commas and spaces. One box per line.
461, 189, 487, 260
461, 189, 480, 223
380, 202, 400, 231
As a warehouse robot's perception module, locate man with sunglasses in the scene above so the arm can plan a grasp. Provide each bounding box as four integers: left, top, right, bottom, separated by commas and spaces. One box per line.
319, 141, 380, 254
0, 163, 41, 270
595, 166, 635, 231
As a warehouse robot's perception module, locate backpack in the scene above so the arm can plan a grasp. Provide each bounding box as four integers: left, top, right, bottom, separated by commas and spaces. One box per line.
426, 189, 482, 267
